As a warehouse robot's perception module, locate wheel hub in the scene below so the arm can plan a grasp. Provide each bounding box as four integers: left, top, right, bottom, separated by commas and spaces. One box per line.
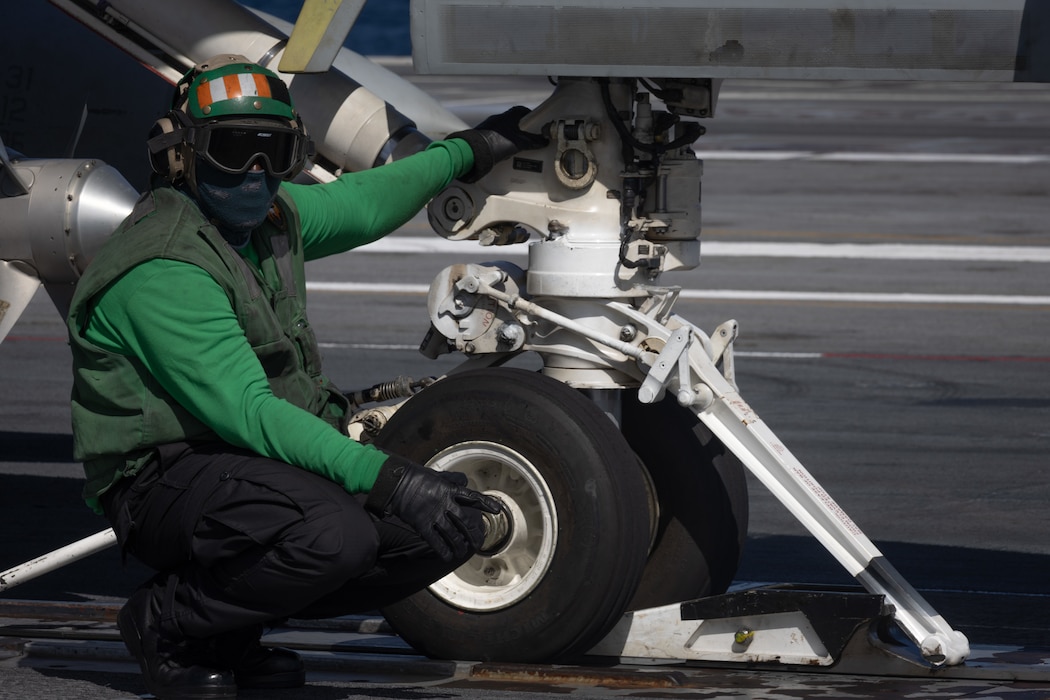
427, 441, 558, 612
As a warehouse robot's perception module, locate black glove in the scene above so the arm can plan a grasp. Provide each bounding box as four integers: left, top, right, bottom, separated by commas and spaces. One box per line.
448, 105, 549, 183
365, 455, 503, 562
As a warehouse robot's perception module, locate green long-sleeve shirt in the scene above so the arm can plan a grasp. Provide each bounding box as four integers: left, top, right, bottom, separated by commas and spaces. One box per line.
80, 139, 473, 498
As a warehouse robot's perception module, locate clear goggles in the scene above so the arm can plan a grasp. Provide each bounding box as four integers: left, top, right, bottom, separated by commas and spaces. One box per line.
191, 122, 310, 178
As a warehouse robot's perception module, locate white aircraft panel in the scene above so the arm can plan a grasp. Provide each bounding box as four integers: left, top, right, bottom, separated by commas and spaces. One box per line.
411, 0, 1045, 82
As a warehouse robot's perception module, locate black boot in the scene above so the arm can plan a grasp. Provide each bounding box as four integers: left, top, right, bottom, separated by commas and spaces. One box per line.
233, 643, 305, 689
213, 625, 306, 689
117, 588, 236, 700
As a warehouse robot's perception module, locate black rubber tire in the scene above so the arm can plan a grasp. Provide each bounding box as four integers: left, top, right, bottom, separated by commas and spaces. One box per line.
374, 367, 651, 663
621, 393, 750, 610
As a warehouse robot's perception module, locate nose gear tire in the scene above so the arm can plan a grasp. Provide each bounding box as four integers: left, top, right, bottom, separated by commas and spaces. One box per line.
373, 367, 651, 663
620, 393, 749, 610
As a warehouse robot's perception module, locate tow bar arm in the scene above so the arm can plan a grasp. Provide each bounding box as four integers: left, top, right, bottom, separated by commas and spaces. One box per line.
642, 317, 970, 666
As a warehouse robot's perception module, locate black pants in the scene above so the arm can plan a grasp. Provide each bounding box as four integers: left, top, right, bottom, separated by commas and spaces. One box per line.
102, 442, 460, 642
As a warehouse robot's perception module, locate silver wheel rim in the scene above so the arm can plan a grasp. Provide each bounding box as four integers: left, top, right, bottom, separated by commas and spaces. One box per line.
427, 441, 558, 611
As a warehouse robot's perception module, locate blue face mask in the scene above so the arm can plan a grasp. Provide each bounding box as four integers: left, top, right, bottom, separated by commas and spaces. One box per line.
192, 161, 281, 248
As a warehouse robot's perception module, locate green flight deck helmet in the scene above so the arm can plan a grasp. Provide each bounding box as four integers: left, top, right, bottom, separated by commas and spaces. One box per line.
148, 54, 311, 184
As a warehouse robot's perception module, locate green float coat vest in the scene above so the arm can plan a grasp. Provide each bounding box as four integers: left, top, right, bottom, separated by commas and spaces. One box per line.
67, 186, 347, 500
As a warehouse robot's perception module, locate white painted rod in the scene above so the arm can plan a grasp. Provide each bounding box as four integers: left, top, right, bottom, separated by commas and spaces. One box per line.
0, 529, 117, 593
